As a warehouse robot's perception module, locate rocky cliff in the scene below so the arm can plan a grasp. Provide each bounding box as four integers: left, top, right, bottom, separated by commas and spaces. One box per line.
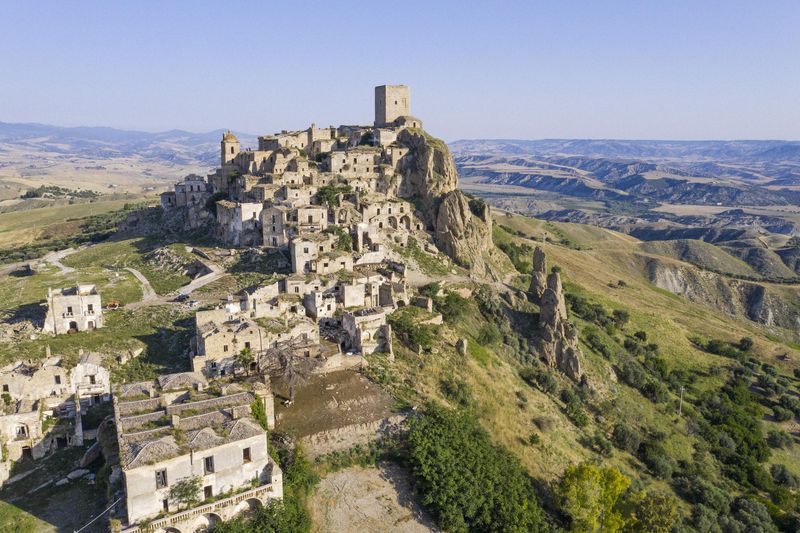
640, 255, 800, 329
529, 247, 582, 381
397, 129, 493, 271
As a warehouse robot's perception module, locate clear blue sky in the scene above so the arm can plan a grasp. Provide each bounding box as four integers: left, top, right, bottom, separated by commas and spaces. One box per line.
2, 1, 798, 141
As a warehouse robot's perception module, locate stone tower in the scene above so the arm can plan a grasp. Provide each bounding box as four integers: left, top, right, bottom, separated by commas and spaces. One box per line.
220, 130, 240, 166
374, 85, 410, 127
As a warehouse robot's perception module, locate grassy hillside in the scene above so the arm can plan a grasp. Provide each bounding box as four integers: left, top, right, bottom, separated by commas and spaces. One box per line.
641, 239, 762, 278
367, 211, 800, 530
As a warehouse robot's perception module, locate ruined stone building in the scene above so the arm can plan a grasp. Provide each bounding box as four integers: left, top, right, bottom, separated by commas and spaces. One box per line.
43, 284, 104, 334
113, 372, 282, 531
0, 351, 111, 487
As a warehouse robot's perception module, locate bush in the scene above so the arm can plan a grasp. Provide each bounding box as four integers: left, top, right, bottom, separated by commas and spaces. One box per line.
407, 405, 548, 532
772, 406, 794, 422
418, 282, 440, 299
739, 337, 754, 352
476, 323, 501, 346
388, 310, 438, 348
612, 424, 641, 453
642, 380, 670, 403
439, 377, 472, 408
519, 367, 558, 395
771, 464, 800, 488
436, 292, 469, 324
639, 440, 675, 480
767, 430, 794, 449
497, 241, 533, 274
618, 358, 646, 389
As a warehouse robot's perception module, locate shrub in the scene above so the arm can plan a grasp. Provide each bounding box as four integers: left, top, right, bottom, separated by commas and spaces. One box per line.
767, 430, 794, 449
739, 337, 754, 352
642, 380, 670, 403
618, 359, 646, 389
772, 406, 794, 422
612, 424, 641, 453
476, 323, 502, 346
634, 330, 648, 342
436, 292, 469, 324
439, 377, 472, 408
418, 282, 440, 299
771, 464, 800, 488
519, 367, 558, 394
407, 405, 548, 532
639, 440, 675, 480
534, 416, 556, 433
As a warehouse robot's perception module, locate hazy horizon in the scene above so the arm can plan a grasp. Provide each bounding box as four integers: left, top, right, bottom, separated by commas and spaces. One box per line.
2, 1, 799, 141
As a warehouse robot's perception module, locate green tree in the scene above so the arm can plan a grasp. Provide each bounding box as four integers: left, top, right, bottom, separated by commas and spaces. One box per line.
555, 462, 631, 533
169, 476, 202, 509
621, 491, 677, 532
235, 347, 255, 376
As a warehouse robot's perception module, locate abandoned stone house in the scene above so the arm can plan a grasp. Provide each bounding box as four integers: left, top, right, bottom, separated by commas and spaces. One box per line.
192, 308, 320, 377
0, 351, 112, 487
341, 307, 392, 355
43, 284, 104, 335
113, 372, 282, 531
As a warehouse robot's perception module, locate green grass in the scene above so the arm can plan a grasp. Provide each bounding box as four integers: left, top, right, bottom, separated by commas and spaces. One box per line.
0, 304, 193, 373
63, 238, 191, 295
0, 502, 45, 533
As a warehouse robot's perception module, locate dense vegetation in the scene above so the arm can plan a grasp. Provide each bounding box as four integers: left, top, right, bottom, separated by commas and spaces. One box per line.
21, 185, 99, 199
406, 405, 549, 532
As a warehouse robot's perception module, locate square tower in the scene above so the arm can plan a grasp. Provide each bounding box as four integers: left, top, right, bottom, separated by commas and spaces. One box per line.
374, 85, 410, 127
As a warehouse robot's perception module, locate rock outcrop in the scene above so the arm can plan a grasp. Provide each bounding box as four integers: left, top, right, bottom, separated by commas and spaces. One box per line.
529, 246, 548, 299
397, 129, 493, 270
530, 250, 582, 381
434, 191, 493, 271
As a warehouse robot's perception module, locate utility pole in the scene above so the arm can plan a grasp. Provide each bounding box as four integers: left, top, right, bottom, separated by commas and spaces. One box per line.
678, 385, 685, 416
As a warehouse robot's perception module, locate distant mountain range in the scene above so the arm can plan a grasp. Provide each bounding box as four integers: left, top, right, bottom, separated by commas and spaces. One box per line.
449, 138, 800, 163
0, 121, 257, 167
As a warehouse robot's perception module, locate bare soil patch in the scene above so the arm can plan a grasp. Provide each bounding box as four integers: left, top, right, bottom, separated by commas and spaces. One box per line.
274, 370, 394, 437
310, 463, 437, 533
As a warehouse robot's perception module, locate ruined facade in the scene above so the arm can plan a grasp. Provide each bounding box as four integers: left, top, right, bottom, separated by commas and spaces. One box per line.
43, 284, 103, 334
114, 373, 282, 531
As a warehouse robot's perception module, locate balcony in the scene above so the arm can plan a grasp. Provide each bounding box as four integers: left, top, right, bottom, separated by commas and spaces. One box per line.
122, 483, 276, 533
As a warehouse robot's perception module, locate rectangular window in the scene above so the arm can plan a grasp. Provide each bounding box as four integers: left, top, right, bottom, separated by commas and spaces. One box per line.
245, 341, 251, 349
243, 447, 251, 463
204, 485, 213, 499
162, 498, 169, 512
87, 304, 94, 313
155, 469, 168, 489
67, 306, 73, 315
2, 384, 7, 392
224, 345, 229, 352
88, 375, 96, 385
54, 376, 61, 385
204, 456, 215, 474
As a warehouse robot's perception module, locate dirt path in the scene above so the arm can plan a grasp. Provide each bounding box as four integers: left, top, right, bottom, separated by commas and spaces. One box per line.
175, 257, 225, 297
310, 463, 437, 533
124, 267, 158, 307
44, 247, 79, 274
